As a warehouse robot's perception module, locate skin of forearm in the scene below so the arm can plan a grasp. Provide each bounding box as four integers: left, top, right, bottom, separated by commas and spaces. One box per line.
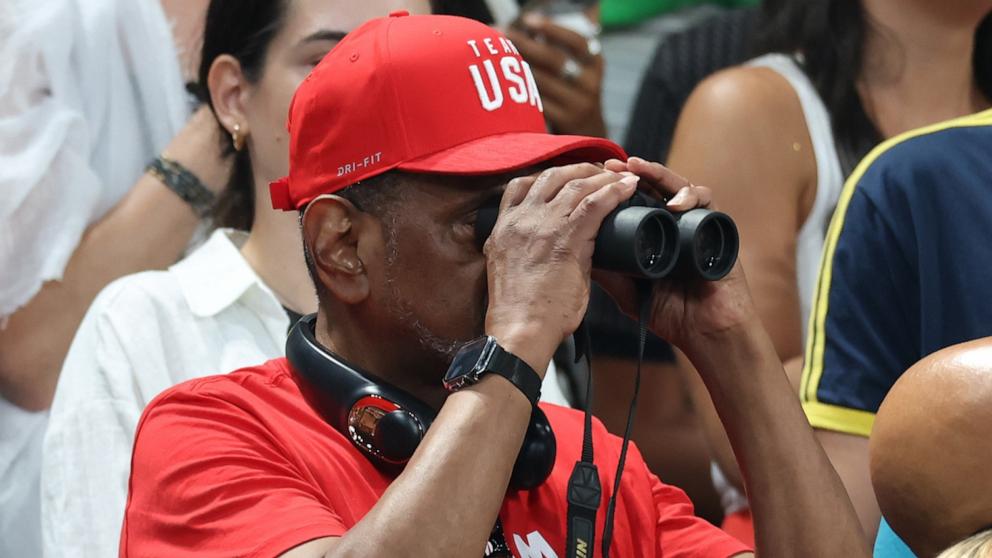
325, 375, 534, 558
675, 352, 744, 491
679, 352, 807, 494
682, 321, 869, 557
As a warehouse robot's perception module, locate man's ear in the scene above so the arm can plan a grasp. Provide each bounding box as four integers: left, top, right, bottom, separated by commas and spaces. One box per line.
206, 54, 252, 142
302, 196, 370, 305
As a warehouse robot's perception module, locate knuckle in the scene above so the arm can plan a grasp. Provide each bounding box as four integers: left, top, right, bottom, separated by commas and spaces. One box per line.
506, 176, 531, 192
575, 162, 600, 175
564, 178, 591, 195
538, 167, 561, 183
578, 195, 601, 214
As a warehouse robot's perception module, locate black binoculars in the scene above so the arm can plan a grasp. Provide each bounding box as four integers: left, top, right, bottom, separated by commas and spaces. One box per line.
475, 191, 739, 280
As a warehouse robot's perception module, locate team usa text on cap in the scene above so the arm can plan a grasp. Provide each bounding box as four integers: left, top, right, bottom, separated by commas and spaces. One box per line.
466, 36, 543, 113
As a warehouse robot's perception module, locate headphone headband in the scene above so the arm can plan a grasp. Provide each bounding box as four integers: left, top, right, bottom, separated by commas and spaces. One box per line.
286, 314, 557, 488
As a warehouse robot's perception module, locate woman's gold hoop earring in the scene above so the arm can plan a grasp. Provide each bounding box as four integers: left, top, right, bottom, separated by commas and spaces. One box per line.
232, 123, 246, 151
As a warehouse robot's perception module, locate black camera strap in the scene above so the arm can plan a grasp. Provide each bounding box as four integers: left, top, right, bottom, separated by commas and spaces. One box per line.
565, 321, 601, 558
565, 282, 652, 558
601, 282, 652, 556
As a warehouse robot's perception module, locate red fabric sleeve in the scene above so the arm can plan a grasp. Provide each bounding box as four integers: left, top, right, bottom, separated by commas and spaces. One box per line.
120, 381, 344, 558
652, 471, 752, 558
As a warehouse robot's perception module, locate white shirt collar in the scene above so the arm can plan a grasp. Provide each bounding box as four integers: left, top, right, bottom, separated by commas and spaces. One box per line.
171, 229, 274, 318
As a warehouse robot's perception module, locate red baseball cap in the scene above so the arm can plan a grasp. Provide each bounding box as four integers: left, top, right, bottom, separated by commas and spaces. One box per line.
270, 12, 627, 211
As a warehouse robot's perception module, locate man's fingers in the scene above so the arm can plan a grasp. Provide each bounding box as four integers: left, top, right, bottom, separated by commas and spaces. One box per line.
525, 163, 610, 204
603, 159, 627, 173
551, 171, 627, 213
568, 176, 639, 239
627, 157, 691, 193
665, 184, 714, 211
501, 176, 537, 211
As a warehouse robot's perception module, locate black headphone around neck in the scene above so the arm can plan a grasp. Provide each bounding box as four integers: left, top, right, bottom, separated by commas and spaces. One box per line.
286, 314, 557, 490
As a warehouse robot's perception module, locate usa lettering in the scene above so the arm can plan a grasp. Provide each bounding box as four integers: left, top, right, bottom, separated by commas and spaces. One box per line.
466, 38, 542, 113
337, 151, 383, 177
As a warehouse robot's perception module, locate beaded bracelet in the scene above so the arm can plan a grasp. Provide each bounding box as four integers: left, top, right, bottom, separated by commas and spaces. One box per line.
146, 156, 216, 218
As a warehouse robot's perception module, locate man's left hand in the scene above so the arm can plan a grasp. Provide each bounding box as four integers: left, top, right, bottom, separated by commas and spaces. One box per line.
594, 157, 761, 360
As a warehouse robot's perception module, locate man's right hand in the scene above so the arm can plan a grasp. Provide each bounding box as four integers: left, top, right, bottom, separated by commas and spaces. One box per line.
483, 163, 639, 374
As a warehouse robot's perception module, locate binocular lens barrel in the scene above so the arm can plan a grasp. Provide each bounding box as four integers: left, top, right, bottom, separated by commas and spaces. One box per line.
675, 209, 739, 281
474, 194, 739, 281
593, 206, 679, 279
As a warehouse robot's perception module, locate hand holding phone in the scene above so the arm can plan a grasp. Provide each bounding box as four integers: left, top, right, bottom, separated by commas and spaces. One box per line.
504, 1, 607, 137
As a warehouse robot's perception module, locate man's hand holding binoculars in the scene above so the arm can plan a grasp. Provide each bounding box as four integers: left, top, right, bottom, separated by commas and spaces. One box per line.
482, 163, 638, 375
480, 157, 752, 376
594, 157, 760, 361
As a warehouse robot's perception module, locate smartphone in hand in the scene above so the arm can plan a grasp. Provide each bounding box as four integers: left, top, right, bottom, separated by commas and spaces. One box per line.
520, 0, 600, 39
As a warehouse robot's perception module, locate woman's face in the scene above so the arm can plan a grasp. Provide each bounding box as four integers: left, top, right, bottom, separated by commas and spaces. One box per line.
243, 0, 431, 186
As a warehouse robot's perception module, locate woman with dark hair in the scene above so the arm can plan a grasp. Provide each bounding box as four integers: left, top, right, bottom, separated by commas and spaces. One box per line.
39, 1, 430, 556
664, 0, 991, 545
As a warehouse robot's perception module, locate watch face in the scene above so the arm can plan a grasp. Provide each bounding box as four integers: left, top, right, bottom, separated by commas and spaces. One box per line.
444, 336, 491, 389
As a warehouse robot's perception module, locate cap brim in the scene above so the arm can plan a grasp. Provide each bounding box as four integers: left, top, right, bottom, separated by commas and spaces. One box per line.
397, 132, 627, 175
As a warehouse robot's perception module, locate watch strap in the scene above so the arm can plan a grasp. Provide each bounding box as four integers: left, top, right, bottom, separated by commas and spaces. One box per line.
483, 339, 542, 407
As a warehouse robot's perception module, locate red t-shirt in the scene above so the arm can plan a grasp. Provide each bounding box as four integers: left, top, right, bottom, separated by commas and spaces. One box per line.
121, 358, 749, 558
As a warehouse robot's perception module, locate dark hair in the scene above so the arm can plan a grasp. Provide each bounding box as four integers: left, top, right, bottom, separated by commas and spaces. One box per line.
755, 1, 992, 166
196, 0, 292, 231
430, 0, 496, 22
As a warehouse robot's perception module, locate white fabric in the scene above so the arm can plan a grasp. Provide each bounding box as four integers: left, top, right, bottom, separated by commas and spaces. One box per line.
747, 53, 845, 342
710, 461, 748, 517
0, 0, 188, 318
42, 228, 571, 558
0, 1, 188, 555
0, 398, 47, 558
42, 230, 290, 558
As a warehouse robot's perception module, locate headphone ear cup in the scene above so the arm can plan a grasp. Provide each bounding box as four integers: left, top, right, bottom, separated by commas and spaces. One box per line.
372, 409, 425, 463
510, 406, 557, 490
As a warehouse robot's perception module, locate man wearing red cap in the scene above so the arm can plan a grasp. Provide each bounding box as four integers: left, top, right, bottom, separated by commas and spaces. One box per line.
121, 13, 867, 558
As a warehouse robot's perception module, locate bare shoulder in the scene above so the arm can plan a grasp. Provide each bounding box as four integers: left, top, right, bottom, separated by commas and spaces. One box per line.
669, 65, 816, 199
681, 65, 807, 132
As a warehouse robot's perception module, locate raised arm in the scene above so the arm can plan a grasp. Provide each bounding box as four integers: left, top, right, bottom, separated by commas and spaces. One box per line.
664, 67, 818, 490
599, 157, 869, 557
0, 107, 228, 410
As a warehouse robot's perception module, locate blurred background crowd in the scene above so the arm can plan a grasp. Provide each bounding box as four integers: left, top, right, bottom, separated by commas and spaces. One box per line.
1, 0, 990, 556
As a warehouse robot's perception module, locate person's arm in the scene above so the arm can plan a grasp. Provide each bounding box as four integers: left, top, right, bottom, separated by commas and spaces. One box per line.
664, 67, 819, 491
598, 157, 869, 557
816, 431, 876, 536
0, 106, 228, 411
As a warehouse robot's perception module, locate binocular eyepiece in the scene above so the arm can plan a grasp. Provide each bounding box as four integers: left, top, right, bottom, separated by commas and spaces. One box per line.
475, 191, 739, 281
